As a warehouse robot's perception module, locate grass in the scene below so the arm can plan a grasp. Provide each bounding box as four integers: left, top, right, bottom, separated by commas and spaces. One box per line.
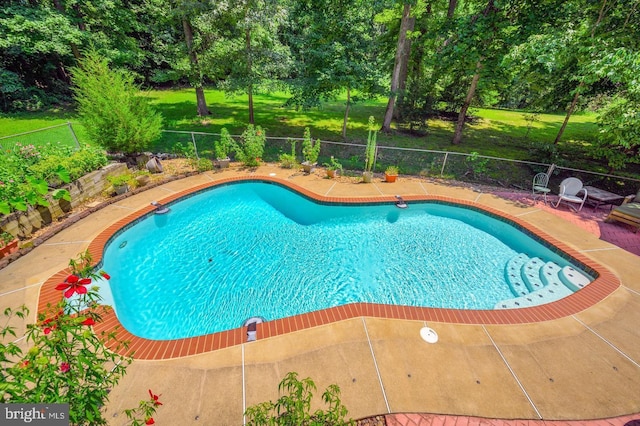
0, 87, 599, 162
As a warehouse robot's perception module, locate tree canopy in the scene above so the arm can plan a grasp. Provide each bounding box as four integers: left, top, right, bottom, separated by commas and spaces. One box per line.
1, 0, 639, 169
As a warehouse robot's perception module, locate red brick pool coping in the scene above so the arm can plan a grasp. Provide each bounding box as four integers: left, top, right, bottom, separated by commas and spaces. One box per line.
36, 175, 621, 360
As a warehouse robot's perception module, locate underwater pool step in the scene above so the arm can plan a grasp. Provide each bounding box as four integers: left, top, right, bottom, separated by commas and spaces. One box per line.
521, 257, 545, 292
494, 279, 574, 309
505, 253, 530, 296
497, 254, 586, 310
560, 266, 591, 292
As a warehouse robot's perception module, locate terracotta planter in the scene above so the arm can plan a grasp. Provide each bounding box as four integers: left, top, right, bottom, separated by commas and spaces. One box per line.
0, 239, 19, 259
135, 175, 150, 187
385, 173, 398, 183
326, 169, 338, 179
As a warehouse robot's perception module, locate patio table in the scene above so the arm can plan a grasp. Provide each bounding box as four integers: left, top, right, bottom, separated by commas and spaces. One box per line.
583, 186, 625, 211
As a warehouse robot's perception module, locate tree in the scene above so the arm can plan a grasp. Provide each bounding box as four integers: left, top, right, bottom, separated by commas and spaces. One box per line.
71, 48, 163, 155
284, 0, 383, 138
381, 2, 415, 133
594, 93, 640, 171
218, 0, 290, 124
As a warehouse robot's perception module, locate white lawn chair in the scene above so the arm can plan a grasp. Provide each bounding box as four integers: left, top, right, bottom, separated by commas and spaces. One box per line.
553, 177, 588, 211
532, 172, 551, 204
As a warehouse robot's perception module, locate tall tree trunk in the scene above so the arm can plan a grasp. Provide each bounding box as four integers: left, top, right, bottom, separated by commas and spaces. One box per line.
394, 15, 415, 120
342, 87, 351, 139
381, 2, 412, 133
246, 28, 254, 124
182, 18, 210, 116
447, 0, 458, 19
452, 61, 482, 145
553, 0, 606, 144
554, 84, 582, 145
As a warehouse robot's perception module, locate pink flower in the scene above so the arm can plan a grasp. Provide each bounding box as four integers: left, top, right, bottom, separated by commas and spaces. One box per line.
55, 274, 92, 298
60, 362, 70, 373
100, 271, 111, 280
149, 389, 163, 406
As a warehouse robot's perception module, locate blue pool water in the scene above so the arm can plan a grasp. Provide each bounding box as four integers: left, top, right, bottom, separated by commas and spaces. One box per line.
100, 182, 578, 340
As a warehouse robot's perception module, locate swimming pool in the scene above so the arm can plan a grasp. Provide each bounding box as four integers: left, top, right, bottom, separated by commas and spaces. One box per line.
99, 181, 594, 341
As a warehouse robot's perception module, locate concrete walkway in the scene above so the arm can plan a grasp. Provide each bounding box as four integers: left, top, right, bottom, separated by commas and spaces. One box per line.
1, 166, 639, 425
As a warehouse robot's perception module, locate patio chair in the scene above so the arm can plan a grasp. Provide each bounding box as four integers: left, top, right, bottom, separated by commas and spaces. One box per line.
532, 172, 551, 204
605, 189, 640, 232
553, 177, 587, 211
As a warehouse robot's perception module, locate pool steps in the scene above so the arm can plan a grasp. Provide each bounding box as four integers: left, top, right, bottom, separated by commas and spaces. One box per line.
496, 254, 592, 309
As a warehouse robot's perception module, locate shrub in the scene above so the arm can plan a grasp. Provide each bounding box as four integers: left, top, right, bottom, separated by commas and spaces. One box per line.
0, 251, 163, 425
71, 48, 163, 155
244, 372, 353, 426
279, 138, 298, 169
215, 128, 236, 159
234, 125, 266, 167
301, 127, 321, 164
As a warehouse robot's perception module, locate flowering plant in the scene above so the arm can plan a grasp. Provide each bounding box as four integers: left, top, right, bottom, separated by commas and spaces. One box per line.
0, 250, 163, 425
234, 124, 266, 167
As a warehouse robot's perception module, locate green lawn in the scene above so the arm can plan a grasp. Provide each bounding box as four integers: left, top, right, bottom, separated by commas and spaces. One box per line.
0, 88, 598, 162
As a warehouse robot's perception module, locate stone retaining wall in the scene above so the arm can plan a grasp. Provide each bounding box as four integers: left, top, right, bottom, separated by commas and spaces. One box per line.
0, 163, 128, 239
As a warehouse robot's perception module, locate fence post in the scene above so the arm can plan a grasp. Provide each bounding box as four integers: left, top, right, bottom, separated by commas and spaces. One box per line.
67, 122, 80, 149
441, 152, 448, 177
191, 132, 199, 160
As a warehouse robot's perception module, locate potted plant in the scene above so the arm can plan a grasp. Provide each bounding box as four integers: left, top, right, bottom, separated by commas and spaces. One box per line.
279, 138, 298, 169
363, 116, 377, 183
323, 156, 342, 178
215, 128, 235, 168
301, 127, 321, 174
0, 231, 19, 259
108, 173, 132, 195
385, 165, 399, 183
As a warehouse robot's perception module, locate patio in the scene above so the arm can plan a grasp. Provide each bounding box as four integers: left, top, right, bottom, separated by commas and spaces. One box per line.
1, 165, 639, 425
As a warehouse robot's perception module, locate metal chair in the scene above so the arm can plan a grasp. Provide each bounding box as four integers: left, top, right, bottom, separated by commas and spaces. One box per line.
532, 172, 551, 204
553, 177, 588, 211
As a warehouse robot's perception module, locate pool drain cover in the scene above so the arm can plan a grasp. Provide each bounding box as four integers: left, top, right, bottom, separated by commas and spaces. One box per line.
420, 326, 438, 343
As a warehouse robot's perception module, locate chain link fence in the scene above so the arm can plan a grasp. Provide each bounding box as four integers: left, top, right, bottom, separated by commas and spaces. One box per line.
0, 123, 80, 151
3, 125, 639, 195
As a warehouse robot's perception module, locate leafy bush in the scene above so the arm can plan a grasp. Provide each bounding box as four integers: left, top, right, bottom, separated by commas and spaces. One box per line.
0, 142, 109, 215
215, 128, 236, 159
279, 138, 298, 168
301, 127, 321, 164
244, 372, 353, 426
234, 125, 266, 167
0, 251, 163, 425
72, 48, 163, 154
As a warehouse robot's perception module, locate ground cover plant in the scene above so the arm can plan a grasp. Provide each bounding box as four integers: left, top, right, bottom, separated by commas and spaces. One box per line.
0, 141, 107, 215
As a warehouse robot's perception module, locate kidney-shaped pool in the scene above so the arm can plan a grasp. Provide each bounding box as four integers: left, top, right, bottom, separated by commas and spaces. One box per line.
97, 181, 597, 340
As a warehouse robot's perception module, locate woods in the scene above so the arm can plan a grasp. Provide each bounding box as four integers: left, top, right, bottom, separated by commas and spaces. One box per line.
1, 0, 639, 170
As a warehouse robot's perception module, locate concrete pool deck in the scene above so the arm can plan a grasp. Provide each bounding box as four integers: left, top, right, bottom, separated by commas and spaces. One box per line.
1, 165, 639, 425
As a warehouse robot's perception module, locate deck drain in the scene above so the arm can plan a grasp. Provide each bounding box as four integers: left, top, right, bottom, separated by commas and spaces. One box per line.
420, 326, 438, 343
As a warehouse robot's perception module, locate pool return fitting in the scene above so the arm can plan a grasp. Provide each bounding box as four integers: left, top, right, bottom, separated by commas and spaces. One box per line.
395, 195, 408, 209
151, 201, 170, 214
